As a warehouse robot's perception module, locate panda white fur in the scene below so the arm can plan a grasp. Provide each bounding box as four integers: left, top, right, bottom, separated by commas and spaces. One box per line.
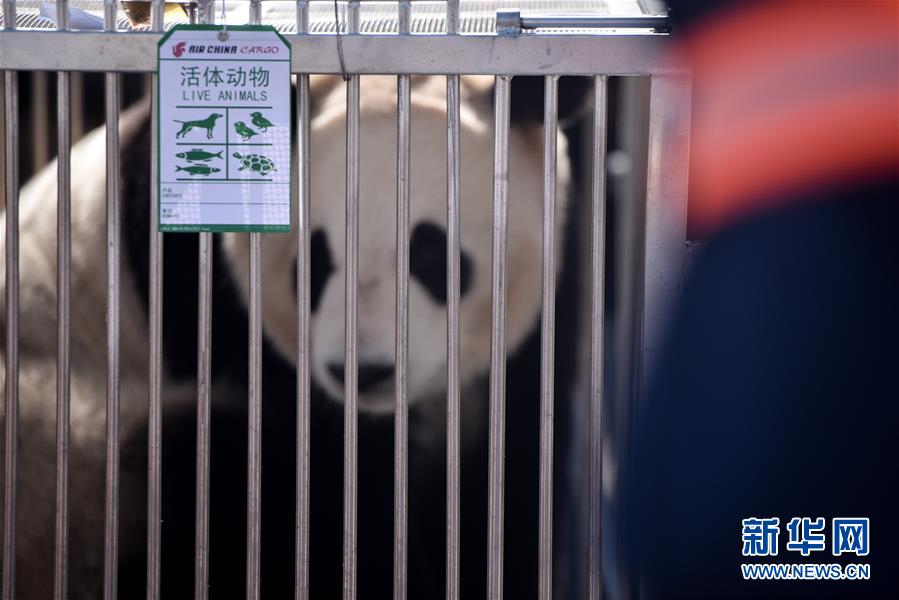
1, 74, 583, 598
0, 102, 184, 599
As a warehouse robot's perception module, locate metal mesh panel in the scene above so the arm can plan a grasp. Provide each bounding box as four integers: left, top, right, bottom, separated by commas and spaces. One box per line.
3, 0, 653, 33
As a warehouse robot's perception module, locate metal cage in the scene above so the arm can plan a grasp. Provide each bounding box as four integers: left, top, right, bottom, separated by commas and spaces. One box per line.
0, 1, 690, 598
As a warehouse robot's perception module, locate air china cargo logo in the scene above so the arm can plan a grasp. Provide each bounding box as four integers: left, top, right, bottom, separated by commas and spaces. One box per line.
170, 43, 281, 58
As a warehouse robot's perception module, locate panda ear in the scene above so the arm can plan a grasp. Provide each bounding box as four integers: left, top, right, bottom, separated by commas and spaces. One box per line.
289, 75, 344, 126
309, 75, 344, 116
462, 75, 592, 126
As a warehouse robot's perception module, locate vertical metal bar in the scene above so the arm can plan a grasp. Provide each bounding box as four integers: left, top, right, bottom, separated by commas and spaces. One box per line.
246, 5, 264, 600
102, 1, 122, 598
393, 4, 411, 600
538, 74, 559, 600
194, 237, 213, 600
54, 4, 72, 598
446, 0, 459, 33
1, 1, 19, 597
588, 75, 609, 600
343, 3, 361, 600
246, 238, 262, 600
295, 4, 312, 598
608, 76, 650, 600
487, 75, 512, 600
0, 75, 5, 212
294, 3, 311, 598
444, 4, 461, 600
640, 74, 691, 394
193, 3, 215, 597
146, 2, 165, 598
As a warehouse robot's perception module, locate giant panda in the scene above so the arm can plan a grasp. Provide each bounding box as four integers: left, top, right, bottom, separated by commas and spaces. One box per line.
154, 75, 584, 597
1, 74, 585, 598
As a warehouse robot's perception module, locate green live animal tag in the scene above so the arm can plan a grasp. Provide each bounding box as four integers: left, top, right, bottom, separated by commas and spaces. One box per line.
157, 25, 291, 233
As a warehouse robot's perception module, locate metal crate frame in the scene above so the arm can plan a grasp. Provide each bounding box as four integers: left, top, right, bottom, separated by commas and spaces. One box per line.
0, 1, 691, 599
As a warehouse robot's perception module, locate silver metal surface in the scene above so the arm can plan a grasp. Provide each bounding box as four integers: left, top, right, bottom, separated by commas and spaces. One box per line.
588, 75, 608, 600
195, 231, 213, 600
393, 3, 411, 600
343, 5, 360, 599
444, 6, 461, 596
0, 32, 674, 76
522, 14, 667, 30
54, 4, 72, 597
102, 3, 122, 597
494, 9, 520, 34
641, 74, 691, 391
192, 7, 214, 599
538, 74, 558, 600
486, 74, 511, 600
605, 75, 650, 600
295, 4, 312, 597
1, 56, 19, 600
446, 0, 459, 34
146, 5, 164, 599
247, 232, 263, 600
246, 2, 264, 596
3, 1, 657, 33
497, 11, 669, 32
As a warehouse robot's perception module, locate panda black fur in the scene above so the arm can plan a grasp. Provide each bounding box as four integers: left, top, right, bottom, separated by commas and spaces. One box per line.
2, 74, 585, 598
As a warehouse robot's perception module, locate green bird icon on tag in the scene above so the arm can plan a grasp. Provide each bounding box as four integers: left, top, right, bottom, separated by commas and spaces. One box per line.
234, 121, 258, 141
250, 111, 275, 132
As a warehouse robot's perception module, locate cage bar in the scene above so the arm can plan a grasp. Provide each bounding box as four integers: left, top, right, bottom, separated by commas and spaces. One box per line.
0, 32, 672, 76
246, 3, 265, 598
102, 2, 123, 598
486, 74, 512, 600
343, 3, 361, 600
54, 3, 72, 598
194, 232, 213, 600
588, 75, 609, 600
246, 234, 263, 600
294, 2, 312, 598
295, 3, 312, 597
444, 2, 462, 598
641, 74, 691, 394
538, 74, 559, 600
146, 2, 165, 597
1, 2, 20, 597
191, 4, 215, 598
393, 2, 411, 600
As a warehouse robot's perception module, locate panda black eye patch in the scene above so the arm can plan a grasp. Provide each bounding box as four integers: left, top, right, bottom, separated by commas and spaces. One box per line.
410, 222, 473, 304
304, 228, 333, 312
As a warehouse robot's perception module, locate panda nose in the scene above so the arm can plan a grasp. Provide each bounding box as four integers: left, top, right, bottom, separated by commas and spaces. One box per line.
327, 362, 395, 393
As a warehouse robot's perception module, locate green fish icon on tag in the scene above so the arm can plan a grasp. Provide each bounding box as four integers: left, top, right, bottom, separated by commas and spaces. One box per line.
176, 149, 224, 162
176, 164, 220, 176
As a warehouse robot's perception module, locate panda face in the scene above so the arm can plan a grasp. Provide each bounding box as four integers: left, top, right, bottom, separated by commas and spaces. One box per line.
223, 76, 568, 414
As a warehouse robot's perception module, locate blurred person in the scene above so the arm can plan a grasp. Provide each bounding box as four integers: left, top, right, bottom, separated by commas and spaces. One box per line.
621, 1, 898, 598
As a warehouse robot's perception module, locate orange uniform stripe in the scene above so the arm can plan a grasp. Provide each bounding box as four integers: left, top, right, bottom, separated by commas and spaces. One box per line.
681, 1, 899, 236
